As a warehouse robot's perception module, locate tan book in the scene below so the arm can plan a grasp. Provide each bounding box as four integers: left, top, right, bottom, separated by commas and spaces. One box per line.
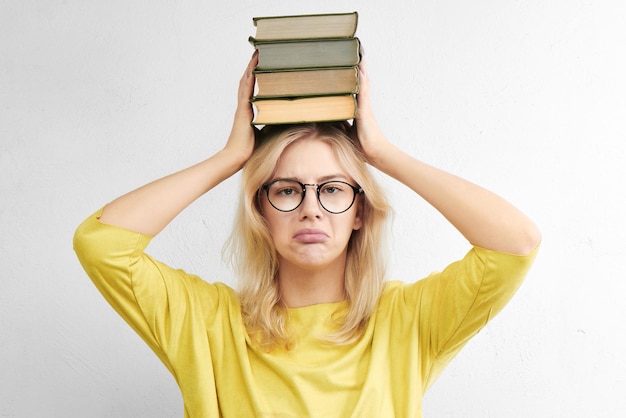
252, 12, 358, 41
251, 95, 356, 125
255, 67, 359, 98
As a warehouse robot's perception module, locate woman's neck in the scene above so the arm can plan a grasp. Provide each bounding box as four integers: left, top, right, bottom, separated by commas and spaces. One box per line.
277, 262, 346, 308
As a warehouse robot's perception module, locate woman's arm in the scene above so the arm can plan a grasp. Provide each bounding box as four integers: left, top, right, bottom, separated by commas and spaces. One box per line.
353, 60, 541, 255
99, 52, 259, 236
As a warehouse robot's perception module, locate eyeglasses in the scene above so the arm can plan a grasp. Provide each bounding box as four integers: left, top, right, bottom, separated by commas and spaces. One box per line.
261, 179, 362, 214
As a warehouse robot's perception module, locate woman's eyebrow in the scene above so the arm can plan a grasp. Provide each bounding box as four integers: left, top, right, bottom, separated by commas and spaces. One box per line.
317, 174, 349, 182
269, 176, 299, 183
270, 174, 350, 183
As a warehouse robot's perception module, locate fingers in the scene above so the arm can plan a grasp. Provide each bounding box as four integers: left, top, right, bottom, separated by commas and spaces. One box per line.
356, 49, 371, 112
240, 50, 258, 88
357, 44, 367, 82
245, 50, 259, 79
237, 50, 258, 110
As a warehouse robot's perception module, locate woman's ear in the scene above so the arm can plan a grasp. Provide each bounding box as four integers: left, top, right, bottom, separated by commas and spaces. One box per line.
352, 196, 364, 231
255, 189, 265, 216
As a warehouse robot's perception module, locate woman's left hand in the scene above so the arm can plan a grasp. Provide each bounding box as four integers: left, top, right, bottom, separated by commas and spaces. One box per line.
352, 57, 392, 168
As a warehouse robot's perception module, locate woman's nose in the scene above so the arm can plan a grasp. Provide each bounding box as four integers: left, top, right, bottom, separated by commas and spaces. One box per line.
299, 186, 323, 217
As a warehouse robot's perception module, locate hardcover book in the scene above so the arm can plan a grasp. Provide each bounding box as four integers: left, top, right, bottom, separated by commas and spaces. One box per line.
252, 37, 361, 71
251, 95, 357, 125
252, 12, 358, 41
254, 67, 359, 98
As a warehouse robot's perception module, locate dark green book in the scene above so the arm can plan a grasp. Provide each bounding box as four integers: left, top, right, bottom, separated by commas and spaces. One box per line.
251, 37, 361, 71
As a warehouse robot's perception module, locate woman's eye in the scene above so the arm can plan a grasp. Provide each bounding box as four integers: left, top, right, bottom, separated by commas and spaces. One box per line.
322, 184, 344, 194
276, 187, 298, 196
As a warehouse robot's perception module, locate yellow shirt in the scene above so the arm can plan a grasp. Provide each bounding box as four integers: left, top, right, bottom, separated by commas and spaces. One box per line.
73, 209, 537, 417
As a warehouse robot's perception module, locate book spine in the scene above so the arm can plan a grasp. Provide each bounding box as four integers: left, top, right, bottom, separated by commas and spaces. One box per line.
253, 11, 357, 24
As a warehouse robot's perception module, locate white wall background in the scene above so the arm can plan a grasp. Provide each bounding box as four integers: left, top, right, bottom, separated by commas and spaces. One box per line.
2, 0, 625, 417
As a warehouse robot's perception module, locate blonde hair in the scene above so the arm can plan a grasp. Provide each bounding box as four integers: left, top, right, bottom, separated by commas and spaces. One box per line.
224, 123, 391, 350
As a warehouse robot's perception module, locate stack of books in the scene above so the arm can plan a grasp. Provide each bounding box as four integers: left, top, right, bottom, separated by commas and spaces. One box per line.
248, 12, 361, 125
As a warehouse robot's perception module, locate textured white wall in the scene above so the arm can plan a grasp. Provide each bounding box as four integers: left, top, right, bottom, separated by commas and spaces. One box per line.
2, 0, 625, 417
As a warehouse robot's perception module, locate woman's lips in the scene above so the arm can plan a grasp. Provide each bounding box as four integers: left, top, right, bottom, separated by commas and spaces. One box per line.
293, 228, 329, 243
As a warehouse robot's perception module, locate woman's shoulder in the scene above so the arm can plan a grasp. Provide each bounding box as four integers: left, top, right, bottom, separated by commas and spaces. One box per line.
377, 244, 540, 308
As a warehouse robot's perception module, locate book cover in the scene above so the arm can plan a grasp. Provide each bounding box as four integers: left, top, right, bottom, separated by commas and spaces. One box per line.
252, 12, 358, 41
252, 37, 361, 71
251, 95, 357, 125
254, 66, 359, 98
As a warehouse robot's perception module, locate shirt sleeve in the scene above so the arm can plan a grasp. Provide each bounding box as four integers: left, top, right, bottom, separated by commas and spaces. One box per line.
399, 245, 539, 390
72, 208, 221, 373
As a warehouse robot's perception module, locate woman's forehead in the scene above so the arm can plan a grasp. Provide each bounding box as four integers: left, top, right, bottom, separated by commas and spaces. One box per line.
273, 139, 349, 179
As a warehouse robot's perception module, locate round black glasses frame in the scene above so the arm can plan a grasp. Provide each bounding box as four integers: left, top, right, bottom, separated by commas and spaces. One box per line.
261, 180, 362, 214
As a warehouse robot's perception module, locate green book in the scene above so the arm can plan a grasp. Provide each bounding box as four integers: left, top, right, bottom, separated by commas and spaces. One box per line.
251, 37, 361, 71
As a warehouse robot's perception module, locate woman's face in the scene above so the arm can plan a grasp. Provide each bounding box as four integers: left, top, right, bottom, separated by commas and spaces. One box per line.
261, 138, 363, 272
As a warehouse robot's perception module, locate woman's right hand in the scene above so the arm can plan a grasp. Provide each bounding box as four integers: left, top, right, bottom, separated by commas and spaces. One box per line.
223, 51, 259, 168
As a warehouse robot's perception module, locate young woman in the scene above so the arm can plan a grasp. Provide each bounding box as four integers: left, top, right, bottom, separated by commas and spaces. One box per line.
74, 52, 541, 417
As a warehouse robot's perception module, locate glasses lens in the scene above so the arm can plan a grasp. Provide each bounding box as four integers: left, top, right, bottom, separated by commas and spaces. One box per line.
266, 180, 304, 212
318, 181, 357, 214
